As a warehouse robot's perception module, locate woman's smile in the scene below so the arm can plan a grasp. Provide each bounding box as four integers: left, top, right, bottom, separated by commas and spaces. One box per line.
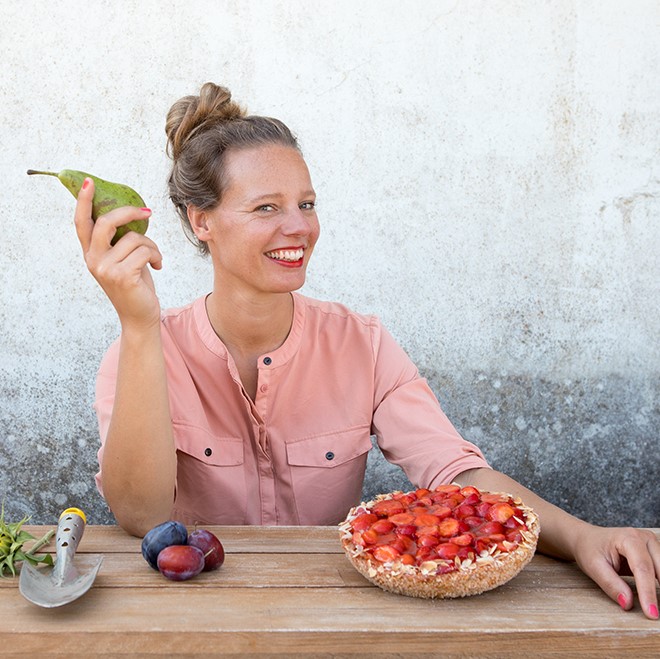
264, 246, 305, 267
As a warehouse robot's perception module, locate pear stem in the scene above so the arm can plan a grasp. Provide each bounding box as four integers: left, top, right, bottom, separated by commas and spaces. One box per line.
26, 170, 57, 177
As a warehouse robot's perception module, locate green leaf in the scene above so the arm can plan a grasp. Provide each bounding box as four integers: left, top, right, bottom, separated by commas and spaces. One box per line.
0, 500, 54, 577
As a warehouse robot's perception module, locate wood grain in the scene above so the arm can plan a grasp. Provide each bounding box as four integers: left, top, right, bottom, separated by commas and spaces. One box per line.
2, 526, 658, 657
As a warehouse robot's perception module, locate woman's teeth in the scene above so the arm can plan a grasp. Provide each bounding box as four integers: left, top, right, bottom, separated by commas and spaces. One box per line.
265, 248, 304, 262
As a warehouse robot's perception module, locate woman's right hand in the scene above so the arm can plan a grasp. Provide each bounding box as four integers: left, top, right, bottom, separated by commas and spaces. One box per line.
74, 177, 163, 330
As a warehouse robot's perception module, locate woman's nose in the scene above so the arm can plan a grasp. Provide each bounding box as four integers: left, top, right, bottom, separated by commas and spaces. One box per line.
281, 207, 313, 235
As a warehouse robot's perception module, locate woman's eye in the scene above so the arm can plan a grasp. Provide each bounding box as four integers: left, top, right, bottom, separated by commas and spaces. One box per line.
300, 201, 316, 210
256, 204, 275, 212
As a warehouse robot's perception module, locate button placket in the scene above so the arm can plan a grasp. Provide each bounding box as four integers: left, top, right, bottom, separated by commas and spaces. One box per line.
255, 356, 274, 421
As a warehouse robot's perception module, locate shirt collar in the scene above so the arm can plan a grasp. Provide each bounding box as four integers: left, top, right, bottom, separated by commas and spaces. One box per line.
192, 292, 306, 367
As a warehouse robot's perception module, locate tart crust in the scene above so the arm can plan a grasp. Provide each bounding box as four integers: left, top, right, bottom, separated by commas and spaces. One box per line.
339, 489, 540, 599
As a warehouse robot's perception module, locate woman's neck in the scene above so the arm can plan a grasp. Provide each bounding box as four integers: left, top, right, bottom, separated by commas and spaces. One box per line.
205, 289, 294, 359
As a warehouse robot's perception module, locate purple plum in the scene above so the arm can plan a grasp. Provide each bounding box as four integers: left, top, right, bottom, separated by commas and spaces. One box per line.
141, 520, 188, 570
188, 529, 225, 571
157, 545, 205, 581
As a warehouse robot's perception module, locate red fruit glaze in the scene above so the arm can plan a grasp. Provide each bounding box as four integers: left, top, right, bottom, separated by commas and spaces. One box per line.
348, 485, 532, 573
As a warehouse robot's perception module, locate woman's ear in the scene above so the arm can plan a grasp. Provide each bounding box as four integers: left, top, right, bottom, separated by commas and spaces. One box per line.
187, 206, 212, 243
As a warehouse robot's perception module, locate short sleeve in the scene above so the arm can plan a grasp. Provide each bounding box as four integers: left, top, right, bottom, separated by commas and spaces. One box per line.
370, 322, 490, 487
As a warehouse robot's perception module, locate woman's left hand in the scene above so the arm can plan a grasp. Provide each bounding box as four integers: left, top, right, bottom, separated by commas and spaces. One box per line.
572, 525, 660, 620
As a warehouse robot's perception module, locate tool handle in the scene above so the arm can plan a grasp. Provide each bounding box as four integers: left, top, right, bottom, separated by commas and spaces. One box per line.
54, 508, 86, 582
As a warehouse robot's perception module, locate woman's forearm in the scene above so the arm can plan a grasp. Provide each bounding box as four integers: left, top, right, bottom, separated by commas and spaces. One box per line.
454, 467, 590, 561
101, 323, 176, 536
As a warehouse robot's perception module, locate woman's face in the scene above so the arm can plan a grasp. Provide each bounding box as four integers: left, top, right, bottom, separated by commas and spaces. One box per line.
201, 144, 320, 297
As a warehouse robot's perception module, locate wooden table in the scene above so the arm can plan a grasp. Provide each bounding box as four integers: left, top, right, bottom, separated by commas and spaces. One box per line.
1, 526, 658, 657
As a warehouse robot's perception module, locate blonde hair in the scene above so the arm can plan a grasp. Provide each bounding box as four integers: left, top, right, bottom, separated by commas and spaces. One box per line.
165, 82, 299, 255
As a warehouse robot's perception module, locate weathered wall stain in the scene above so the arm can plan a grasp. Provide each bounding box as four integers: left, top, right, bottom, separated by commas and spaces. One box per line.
614, 186, 658, 225
365, 371, 659, 528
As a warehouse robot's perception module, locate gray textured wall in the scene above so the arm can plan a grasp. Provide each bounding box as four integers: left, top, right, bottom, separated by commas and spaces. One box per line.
1, 1, 658, 528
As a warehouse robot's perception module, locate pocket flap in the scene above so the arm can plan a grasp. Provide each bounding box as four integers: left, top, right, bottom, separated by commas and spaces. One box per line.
286, 426, 372, 468
173, 422, 244, 466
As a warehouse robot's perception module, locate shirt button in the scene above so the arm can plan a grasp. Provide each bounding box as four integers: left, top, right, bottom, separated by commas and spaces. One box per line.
263, 356, 272, 365
204, 448, 212, 457
260, 384, 268, 393
325, 451, 335, 461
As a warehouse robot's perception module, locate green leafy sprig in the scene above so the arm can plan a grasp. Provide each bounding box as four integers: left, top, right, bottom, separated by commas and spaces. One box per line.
0, 502, 55, 577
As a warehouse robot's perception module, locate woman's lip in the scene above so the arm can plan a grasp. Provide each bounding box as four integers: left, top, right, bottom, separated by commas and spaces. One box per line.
271, 258, 304, 268
265, 245, 305, 253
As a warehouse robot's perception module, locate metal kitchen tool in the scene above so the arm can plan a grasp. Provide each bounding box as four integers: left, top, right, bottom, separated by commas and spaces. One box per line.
19, 507, 103, 608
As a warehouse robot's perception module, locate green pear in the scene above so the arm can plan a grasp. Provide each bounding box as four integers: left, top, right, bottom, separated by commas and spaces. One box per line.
27, 168, 149, 245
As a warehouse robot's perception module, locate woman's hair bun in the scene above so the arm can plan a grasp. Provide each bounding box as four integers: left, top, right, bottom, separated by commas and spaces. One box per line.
165, 82, 246, 159
166, 82, 299, 256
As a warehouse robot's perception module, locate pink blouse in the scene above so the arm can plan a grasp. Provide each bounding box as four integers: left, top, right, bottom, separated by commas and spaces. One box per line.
94, 293, 489, 526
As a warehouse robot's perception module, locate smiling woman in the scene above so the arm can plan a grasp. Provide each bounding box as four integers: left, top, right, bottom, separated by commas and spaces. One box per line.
73, 82, 660, 621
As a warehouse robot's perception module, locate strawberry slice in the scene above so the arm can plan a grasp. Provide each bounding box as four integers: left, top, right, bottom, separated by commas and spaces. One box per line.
477, 520, 505, 536
481, 493, 507, 504
371, 499, 405, 517
506, 529, 523, 544
414, 513, 442, 527
393, 493, 416, 506
444, 494, 466, 509
351, 512, 378, 531
449, 533, 474, 547
388, 512, 416, 526
455, 503, 476, 519
436, 543, 460, 560
395, 524, 417, 537
392, 535, 415, 554
372, 545, 401, 563
475, 501, 492, 518
427, 504, 453, 519
417, 534, 439, 548
370, 519, 395, 534
437, 517, 460, 537
361, 529, 379, 545
400, 553, 416, 566
462, 515, 484, 529
486, 502, 515, 523
433, 484, 461, 495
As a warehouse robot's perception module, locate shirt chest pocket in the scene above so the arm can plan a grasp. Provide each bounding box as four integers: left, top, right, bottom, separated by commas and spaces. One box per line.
286, 426, 373, 468
285, 425, 373, 525
175, 422, 245, 466
171, 422, 247, 524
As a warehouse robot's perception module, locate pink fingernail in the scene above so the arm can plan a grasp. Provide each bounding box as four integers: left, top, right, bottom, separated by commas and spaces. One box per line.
140, 207, 151, 213
82, 178, 90, 191
650, 604, 659, 619
617, 593, 627, 609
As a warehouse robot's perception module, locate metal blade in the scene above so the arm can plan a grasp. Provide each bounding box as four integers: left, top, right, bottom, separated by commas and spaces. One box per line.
19, 554, 103, 608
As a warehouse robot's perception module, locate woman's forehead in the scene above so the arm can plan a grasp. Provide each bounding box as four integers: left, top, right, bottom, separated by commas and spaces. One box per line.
223, 144, 314, 197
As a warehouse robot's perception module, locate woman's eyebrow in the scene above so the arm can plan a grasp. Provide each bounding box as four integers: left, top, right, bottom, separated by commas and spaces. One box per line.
246, 190, 316, 204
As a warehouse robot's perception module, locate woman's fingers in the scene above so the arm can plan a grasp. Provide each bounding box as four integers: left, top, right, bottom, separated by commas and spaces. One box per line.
75, 176, 153, 255
91, 205, 153, 253
73, 177, 95, 252
623, 529, 660, 619
578, 527, 660, 620
101, 229, 163, 272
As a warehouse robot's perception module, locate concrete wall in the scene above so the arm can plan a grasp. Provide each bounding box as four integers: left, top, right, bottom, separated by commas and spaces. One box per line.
1, 1, 658, 527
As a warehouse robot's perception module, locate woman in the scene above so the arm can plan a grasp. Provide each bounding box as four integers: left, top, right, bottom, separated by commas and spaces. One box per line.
74, 82, 659, 619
